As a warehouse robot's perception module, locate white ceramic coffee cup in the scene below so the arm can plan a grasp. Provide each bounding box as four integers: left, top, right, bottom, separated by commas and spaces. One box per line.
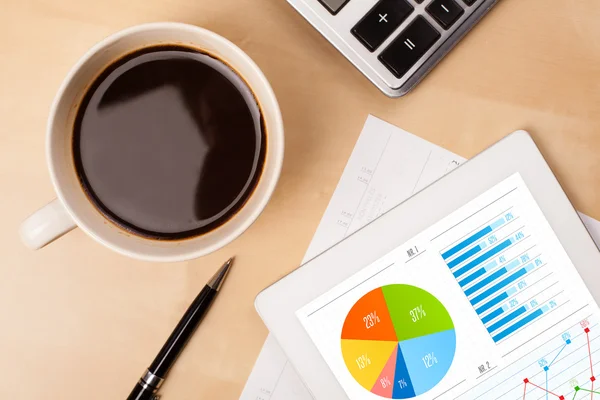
19, 22, 284, 262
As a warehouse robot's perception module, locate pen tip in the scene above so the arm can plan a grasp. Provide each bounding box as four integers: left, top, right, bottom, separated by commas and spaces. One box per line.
208, 257, 235, 291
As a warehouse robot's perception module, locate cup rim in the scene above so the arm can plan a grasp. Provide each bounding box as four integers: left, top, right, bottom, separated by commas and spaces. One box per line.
46, 22, 284, 262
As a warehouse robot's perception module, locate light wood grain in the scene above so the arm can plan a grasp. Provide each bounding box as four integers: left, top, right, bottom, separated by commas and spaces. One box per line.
1, 0, 599, 398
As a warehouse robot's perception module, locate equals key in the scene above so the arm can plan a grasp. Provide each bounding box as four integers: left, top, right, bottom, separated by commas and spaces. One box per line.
404, 38, 417, 50
379, 16, 440, 79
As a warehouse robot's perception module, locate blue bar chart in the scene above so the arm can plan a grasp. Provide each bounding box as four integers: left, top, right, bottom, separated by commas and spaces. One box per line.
437, 198, 562, 343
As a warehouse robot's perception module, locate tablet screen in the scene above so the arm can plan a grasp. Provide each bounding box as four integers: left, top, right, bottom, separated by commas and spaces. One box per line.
296, 173, 600, 400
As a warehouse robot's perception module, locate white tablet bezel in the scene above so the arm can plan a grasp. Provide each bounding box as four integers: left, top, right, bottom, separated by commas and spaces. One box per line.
255, 130, 600, 399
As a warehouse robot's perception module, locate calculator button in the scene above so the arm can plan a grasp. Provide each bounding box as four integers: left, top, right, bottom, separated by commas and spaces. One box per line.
351, 0, 414, 52
378, 16, 441, 79
318, 0, 351, 15
463, 0, 477, 5
427, 0, 464, 30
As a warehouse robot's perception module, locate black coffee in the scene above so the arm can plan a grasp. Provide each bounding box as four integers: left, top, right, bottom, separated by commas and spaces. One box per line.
73, 45, 265, 239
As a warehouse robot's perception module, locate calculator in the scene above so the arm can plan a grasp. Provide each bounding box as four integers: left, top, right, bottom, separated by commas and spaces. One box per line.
287, 0, 499, 97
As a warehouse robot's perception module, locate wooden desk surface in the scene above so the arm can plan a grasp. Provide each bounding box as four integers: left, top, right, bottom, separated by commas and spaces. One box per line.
1, 0, 599, 398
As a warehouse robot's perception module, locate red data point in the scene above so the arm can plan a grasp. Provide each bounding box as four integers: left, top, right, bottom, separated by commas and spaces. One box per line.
559, 396, 565, 400
523, 378, 529, 383
591, 376, 596, 382
585, 327, 590, 333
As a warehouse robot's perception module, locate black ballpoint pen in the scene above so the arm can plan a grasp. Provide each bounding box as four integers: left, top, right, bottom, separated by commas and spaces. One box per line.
127, 257, 234, 400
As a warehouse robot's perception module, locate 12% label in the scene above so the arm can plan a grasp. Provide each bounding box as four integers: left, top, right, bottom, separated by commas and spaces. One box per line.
422, 352, 438, 368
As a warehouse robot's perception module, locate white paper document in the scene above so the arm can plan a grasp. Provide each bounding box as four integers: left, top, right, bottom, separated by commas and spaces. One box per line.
240, 116, 600, 400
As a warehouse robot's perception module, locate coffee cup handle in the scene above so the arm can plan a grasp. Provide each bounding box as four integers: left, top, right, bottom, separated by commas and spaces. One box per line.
19, 199, 77, 250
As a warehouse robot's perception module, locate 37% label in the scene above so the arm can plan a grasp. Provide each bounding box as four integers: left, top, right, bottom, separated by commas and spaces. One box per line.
410, 305, 426, 322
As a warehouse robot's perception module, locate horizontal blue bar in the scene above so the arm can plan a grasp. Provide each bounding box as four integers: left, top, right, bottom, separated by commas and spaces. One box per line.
485, 260, 500, 272
442, 226, 492, 260
490, 217, 506, 230
488, 305, 528, 333
492, 308, 545, 342
471, 267, 527, 306
459, 260, 499, 287
459, 267, 486, 287
468, 259, 522, 295
476, 292, 508, 314
454, 239, 513, 278
448, 243, 485, 268
465, 267, 508, 296
505, 258, 521, 272
476, 287, 516, 315
481, 307, 504, 324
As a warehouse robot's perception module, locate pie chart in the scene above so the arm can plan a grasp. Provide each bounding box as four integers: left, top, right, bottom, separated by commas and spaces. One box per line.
341, 284, 456, 399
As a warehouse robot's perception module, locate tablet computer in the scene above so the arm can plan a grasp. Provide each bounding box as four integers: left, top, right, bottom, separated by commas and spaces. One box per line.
256, 130, 600, 400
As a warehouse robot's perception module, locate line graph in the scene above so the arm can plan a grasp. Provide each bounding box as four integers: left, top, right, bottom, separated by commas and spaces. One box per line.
522, 319, 598, 400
